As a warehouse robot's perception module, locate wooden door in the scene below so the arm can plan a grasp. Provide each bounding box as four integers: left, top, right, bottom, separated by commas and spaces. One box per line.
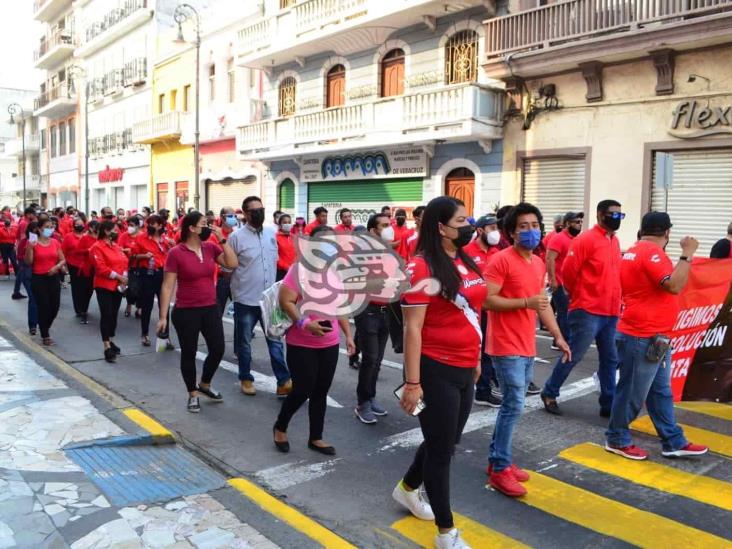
381, 50, 405, 97
446, 168, 475, 217
326, 65, 345, 108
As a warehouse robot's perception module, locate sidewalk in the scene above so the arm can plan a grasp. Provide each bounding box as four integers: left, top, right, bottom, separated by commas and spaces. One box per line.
0, 330, 280, 549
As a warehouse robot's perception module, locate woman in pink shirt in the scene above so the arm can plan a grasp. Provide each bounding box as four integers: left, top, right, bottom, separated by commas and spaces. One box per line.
273, 225, 355, 455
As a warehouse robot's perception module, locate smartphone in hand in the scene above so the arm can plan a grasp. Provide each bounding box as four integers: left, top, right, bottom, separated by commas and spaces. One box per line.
318, 320, 333, 331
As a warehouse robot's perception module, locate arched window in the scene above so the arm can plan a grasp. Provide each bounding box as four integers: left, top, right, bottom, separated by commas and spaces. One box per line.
446, 167, 475, 216
326, 64, 346, 108
279, 76, 297, 117
381, 48, 405, 97
445, 30, 478, 85
279, 178, 295, 211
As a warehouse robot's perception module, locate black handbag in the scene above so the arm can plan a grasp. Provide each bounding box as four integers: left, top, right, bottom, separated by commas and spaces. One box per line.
126, 269, 141, 303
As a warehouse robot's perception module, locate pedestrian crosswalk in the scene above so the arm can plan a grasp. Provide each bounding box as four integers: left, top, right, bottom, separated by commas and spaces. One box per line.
675, 400, 732, 421
631, 414, 732, 458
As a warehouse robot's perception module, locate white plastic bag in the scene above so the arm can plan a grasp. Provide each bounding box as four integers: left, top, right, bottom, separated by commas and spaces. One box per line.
259, 281, 292, 339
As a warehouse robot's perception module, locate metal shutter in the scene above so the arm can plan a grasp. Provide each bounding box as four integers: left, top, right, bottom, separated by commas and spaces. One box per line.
279, 179, 295, 210
651, 149, 732, 258
207, 177, 258, 215
521, 157, 586, 223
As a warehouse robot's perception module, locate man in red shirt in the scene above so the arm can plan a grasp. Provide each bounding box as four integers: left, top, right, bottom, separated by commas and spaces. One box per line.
405, 206, 424, 260
485, 203, 570, 497
0, 219, 21, 297
334, 208, 354, 233
275, 214, 295, 280
392, 209, 413, 260
605, 212, 708, 461
546, 211, 584, 342
541, 200, 623, 417
543, 214, 564, 250
304, 207, 328, 235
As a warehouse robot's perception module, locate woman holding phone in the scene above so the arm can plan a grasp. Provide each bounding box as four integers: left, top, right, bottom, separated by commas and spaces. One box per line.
273, 225, 355, 455
395, 196, 486, 549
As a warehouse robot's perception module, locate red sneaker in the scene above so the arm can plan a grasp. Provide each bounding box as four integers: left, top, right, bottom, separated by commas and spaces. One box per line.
486, 463, 530, 482
488, 468, 527, 497
662, 443, 709, 458
604, 443, 648, 460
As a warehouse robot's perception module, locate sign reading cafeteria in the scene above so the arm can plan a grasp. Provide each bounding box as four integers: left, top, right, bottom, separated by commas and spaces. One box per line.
301, 147, 428, 182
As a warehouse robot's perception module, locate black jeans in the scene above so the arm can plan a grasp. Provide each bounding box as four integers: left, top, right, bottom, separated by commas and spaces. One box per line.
68, 265, 94, 315
388, 301, 404, 352
139, 269, 166, 337
96, 288, 123, 342
1, 243, 21, 294
172, 305, 225, 393
403, 356, 474, 530
275, 343, 339, 441
355, 305, 389, 404
31, 274, 61, 339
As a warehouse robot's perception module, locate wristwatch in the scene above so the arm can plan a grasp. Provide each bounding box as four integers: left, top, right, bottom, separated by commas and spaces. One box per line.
679, 256, 693, 263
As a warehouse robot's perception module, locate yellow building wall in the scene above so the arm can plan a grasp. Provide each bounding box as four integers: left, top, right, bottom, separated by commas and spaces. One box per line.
499, 45, 732, 248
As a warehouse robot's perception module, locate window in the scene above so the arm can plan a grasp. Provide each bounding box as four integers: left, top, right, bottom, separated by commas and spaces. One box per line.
68, 118, 75, 154
183, 85, 191, 112
158, 93, 165, 114
381, 49, 405, 97
40, 128, 46, 150
326, 64, 346, 108
50, 125, 57, 158
249, 68, 257, 90
280, 0, 296, 7
170, 89, 177, 111
59, 122, 66, 156
208, 64, 215, 102
279, 76, 296, 117
227, 59, 235, 103
445, 30, 478, 85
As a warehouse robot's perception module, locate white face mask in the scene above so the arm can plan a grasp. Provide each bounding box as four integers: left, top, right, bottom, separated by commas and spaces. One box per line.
127, 226, 137, 235
485, 230, 501, 246
380, 226, 395, 243
281, 223, 292, 234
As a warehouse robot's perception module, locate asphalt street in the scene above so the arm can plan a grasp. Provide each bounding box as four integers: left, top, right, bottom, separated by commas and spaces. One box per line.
1, 278, 731, 548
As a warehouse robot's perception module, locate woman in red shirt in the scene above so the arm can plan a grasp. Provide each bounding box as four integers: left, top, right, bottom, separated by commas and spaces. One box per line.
75, 220, 99, 324
91, 221, 130, 363
396, 196, 486, 549
17, 222, 39, 335
275, 214, 295, 281
119, 216, 142, 319
63, 218, 88, 318
25, 218, 66, 346
157, 211, 237, 413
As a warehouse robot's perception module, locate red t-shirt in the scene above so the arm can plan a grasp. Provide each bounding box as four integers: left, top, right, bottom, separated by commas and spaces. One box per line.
485, 247, 546, 357
303, 220, 323, 236
77, 234, 98, 277
62, 232, 84, 268
31, 239, 61, 275
402, 255, 487, 367
0, 225, 17, 245
543, 229, 561, 250
133, 233, 170, 271
463, 239, 500, 276
59, 216, 74, 235
334, 223, 353, 234
118, 231, 140, 267
276, 232, 296, 272
90, 241, 129, 291
618, 240, 679, 337
547, 229, 575, 286
393, 224, 414, 260
165, 241, 223, 308
562, 224, 622, 316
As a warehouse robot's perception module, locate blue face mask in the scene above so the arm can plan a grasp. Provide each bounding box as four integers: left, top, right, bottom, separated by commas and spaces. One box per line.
518, 229, 541, 250
225, 215, 238, 227
42, 227, 54, 239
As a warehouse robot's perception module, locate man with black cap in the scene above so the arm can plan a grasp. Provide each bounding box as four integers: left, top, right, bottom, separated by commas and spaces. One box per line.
605, 212, 708, 460
546, 211, 584, 342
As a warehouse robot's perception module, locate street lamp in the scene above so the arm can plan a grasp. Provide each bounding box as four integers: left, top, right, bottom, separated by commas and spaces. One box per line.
174, 3, 201, 211
67, 65, 90, 214
7, 103, 26, 210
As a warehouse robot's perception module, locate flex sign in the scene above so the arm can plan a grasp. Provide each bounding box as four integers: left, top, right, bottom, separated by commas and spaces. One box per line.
301, 147, 428, 182
669, 100, 732, 139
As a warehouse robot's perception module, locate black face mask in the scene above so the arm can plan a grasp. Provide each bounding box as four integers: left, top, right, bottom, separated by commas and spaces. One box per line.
249, 208, 265, 228
74, 225, 84, 233
449, 225, 475, 248
147, 226, 157, 236
567, 226, 581, 237
603, 215, 621, 232
555, 226, 562, 233
396, 217, 406, 227
198, 227, 212, 241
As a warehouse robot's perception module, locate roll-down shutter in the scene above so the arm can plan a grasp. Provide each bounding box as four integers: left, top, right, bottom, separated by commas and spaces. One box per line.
207, 177, 258, 215
522, 156, 586, 223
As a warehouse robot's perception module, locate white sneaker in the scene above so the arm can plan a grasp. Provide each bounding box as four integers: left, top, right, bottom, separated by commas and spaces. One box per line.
392, 480, 435, 521
435, 528, 471, 549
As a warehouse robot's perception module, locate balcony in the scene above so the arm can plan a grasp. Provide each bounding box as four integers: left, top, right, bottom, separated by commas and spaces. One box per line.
34, 0, 72, 22
6, 175, 42, 194
237, 0, 491, 67
132, 111, 189, 144
33, 82, 77, 119
237, 82, 503, 160
75, 0, 153, 58
34, 28, 76, 70
484, 0, 732, 78
4, 135, 41, 157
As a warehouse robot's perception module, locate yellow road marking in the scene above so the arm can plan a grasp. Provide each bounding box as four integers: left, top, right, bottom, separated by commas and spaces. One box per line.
228, 478, 357, 549
522, 472, 732, 548
675, 401, 732, 422
631, 415, 732, 458
560, 442, 732, 512
391, 513, 529, 549
122, 408, 173, 438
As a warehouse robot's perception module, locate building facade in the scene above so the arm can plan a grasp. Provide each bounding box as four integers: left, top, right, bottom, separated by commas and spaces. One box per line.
235, 0, 505, 223
485, 0, 732, 254
0, 89, 40, 210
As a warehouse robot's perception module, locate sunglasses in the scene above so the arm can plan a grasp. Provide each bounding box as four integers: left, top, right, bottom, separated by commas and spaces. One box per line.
606, 212, 626, 220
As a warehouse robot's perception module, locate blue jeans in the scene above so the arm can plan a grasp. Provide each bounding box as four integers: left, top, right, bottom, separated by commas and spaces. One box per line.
234, 302, 290, 385
19, 264, 38, 330
553, 286, 570, 340
606, 333, 687, 451
489, 356, 534, 471
542, 309, 618, 411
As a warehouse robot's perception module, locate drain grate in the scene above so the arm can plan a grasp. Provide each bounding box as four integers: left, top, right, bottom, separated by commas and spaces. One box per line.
66, 443, 226, 506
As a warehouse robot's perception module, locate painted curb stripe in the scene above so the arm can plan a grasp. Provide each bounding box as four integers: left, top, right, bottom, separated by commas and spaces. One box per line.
228, 478, 357, 549
631, 415, 732, 458
123, 408, 174, 439
391, 513, 529, 548
560, 442, 732, 512
675, 401, 732, 422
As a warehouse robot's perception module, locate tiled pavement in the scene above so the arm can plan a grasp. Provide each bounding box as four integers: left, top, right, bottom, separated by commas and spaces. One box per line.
0, 335, 280, 549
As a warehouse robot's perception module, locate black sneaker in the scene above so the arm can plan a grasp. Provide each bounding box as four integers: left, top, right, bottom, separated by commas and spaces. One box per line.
80, 313, 88, 325
526, 381, 541, 395
104, 348, 116, 363
187, 397, 201, 413
197, 385, 223, 402
540, 393, 562, 415
349, 355, 360, 369
11, 293, 26, 300
475, 392, 502, 407
109, 342, 121, 355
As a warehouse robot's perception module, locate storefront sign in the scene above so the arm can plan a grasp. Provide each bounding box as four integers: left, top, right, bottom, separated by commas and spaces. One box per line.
309, 201, 420, 227
98, 165, 124, 183
669, 100, 732, 139
301, 147, 428, 182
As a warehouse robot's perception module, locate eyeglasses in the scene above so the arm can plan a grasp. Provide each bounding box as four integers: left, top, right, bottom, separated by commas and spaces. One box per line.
606, 212, 626, 220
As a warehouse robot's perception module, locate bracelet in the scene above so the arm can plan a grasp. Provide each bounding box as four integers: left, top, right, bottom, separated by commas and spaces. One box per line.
295, 317, 308, 330
404, 383, 421, 391
404, 380, 420, 385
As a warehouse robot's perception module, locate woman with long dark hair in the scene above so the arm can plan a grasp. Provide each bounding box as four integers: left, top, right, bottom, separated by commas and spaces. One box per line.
16, 222, 39, 335
157, 211, 237, 413
25, 217, 66, 346
90, 221, 129, 363
394, 196, 486, 549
